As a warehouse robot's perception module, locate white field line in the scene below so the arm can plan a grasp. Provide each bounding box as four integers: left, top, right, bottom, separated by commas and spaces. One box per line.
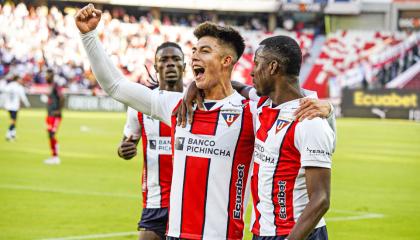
3, 183, 384, 239
327, 209, 385, 222
39, 231, 138, 240
0, 184, 138, 199
41, 208, 384, 240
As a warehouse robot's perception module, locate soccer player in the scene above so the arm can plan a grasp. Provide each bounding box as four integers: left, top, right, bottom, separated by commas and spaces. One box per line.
117, 42, 185, 240
179, 36, 336, 239
3, 74, 30, 141
235, 36, 334, 240
76, 5, 255, 239
44, 69, 64, 165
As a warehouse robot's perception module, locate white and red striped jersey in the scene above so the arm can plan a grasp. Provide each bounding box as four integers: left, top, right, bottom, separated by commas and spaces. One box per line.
150, 90, 256, 240
250, 96, 335, 236
124, 106, 172, 209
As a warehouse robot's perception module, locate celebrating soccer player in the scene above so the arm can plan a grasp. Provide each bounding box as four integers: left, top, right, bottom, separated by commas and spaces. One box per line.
181, 36, 336, 240
116, 42, 185, 240
76, 4, 254, 239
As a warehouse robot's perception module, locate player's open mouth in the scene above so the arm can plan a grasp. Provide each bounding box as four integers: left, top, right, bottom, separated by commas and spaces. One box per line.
193, 65, 205, 80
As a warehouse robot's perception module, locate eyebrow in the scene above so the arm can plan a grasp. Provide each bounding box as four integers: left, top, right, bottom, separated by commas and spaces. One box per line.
193, 45, 212, 51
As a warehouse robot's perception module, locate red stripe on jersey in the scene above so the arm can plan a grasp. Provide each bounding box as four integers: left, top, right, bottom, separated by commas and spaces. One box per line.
226, 100, 255, 240
251, 162, 262, 235
159, 122, 171, 136
256, 108, 280, 142
138, 113, 149, 208
271, 121, 301, 236
257, 96, 269, 108
180, 156, 211, 238
190, 108, 220, 136
159, 154, 172, 208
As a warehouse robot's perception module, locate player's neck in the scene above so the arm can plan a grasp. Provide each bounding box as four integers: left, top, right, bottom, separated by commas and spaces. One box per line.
203, 81, 234, 100
269, 78, 303, 106
160, 81, 183, 92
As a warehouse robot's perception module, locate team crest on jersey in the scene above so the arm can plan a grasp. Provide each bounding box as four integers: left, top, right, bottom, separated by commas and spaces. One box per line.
222, 113, 240, 127
275, 119, 290, 134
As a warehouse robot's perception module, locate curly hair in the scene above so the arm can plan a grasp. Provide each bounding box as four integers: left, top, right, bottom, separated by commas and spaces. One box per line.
259, 36, 302, 76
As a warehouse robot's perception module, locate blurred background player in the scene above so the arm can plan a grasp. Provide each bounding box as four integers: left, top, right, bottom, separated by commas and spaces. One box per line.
2, 73, 30, 141
44, 69, 64, 165
116, 42, 185, 240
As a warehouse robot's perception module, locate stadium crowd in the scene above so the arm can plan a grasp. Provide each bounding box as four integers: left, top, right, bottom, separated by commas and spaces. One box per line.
0, 2, 314, 94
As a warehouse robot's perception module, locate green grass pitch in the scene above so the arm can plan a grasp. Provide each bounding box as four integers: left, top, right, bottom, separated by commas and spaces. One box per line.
0, 109, 419, 239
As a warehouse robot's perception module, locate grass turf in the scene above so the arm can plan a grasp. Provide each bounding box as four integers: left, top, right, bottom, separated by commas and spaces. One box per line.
0, 109, 419, 239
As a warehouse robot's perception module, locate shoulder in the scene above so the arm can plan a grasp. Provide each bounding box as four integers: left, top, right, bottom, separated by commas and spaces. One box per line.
295, 118, 335, 145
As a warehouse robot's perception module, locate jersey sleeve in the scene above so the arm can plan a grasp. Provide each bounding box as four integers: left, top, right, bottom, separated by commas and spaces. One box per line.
326, 103, 337, 151
294, 118, 335, 169
150, 89, 182, 126
81, 30, 155, 117
123, 107, 141, 140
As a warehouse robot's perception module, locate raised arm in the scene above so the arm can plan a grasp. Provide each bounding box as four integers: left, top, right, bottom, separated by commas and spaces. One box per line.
76, 4, 153, 116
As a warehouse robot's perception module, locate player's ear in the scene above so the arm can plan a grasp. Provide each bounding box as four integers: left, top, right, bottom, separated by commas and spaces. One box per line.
183, 62, 186, 72
154, 64, 158, 73
269, 60, 280, 75
221, 55, 233, 67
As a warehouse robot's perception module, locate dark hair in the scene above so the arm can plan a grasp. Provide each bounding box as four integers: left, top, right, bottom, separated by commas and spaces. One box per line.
155, 42, 184, 58
259, 36, 302, 76
193, 21, 245, 62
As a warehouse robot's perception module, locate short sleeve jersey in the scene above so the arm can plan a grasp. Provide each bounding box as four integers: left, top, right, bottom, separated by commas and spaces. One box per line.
250, 96, 335, 236
150, 90, 256, 240
124, 104, 172, 209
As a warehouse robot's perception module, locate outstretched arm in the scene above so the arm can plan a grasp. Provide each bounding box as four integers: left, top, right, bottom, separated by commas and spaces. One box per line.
76, 4, 153, 116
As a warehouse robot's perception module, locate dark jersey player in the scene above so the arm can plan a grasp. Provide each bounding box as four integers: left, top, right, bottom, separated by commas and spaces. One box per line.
116, 42, 185, 240
44, 69, 64, 165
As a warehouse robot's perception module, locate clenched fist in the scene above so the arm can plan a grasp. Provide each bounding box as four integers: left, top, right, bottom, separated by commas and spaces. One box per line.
75, 3, 102, 34
117, 136, 138, 160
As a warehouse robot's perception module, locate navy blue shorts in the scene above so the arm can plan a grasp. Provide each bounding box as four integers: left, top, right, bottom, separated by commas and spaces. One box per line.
252, 226, 328, 240
8, 111, 18, 120
138, 208, 168, 240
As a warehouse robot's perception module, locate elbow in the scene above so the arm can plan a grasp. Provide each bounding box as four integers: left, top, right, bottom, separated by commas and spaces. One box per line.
319, 195, 330, 213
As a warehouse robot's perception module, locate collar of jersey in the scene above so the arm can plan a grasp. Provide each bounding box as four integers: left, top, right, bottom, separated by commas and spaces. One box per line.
198, 91, 241, 111
262, 89, 318, 110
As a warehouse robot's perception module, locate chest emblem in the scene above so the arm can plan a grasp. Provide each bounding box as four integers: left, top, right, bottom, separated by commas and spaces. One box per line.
275, 119, 290, 134
221, 113, 240, 127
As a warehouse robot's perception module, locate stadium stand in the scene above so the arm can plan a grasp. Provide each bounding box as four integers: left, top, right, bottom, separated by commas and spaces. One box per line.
0, 2, 314, 93
1, 2, 418, 98
303, 30, 420, 98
